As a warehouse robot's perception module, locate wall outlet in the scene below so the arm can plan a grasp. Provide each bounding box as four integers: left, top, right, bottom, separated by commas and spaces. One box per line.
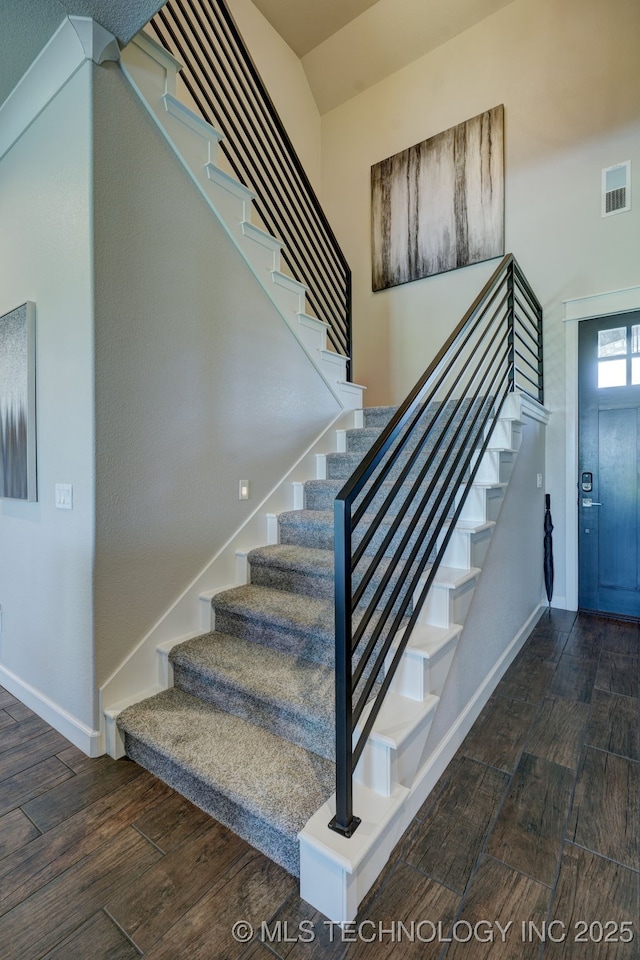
536, 473, 543, 488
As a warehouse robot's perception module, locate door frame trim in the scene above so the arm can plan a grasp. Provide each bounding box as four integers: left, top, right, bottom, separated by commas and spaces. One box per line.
564, 284, 640, 610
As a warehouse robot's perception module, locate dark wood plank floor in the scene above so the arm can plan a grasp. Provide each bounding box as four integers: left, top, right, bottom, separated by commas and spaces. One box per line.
0, 610, 638, 959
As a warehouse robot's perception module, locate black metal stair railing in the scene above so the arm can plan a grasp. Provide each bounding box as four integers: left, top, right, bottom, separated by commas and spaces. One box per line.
331, 254, 543, 837
149, 0, 352, 373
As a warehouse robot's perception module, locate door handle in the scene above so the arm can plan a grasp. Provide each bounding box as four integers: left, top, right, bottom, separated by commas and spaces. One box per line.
582, 498, 602, 507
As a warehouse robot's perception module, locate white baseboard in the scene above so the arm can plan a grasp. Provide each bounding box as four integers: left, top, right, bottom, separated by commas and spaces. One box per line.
0, 664, 103, 757
405, 601, 546, 820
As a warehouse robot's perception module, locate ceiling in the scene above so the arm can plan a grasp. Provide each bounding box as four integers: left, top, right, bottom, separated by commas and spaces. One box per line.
1, 0, 517, 115
251, 0, 380, 57
250, 0, 517, 113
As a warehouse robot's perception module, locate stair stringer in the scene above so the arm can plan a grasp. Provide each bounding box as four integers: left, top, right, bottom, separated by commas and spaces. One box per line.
298, 392, 550, 922
118, 31, 360, 409
100, 405, 362, 758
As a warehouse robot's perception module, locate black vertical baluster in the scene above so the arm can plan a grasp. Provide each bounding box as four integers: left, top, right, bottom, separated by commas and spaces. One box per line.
507, 259, 515, 392
330, 498, 360, 837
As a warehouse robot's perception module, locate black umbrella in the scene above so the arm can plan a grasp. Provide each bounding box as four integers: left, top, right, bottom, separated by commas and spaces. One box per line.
544, 493, 554, 607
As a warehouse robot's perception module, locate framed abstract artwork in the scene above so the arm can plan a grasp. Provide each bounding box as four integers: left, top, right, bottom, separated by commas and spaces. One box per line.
371, 105, 505, 291
0, 302, 37, 501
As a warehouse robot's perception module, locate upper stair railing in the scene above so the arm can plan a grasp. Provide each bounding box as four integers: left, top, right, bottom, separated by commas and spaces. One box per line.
149, 0, 352, 371
331, 254, 543, 836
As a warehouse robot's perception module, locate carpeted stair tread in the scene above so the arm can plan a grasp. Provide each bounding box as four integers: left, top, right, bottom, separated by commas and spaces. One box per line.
213, 584, 334, 663
247, 543, 409, 603
277, 504, 451, 558
215, 583, 333, 637
118, 687, 335, 846
170, 631, 335, 759
363, 406, 398, 428
249, 543, 334, 578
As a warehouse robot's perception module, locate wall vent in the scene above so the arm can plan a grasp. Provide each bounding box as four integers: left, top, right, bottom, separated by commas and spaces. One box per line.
602, 161, 631, 217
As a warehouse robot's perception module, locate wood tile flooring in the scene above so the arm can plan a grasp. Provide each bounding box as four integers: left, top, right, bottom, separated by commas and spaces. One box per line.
0, 610, 638, 958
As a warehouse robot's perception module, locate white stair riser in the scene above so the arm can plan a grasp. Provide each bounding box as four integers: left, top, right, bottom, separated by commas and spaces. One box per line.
297, 314, 329, 353
458, 484, 504, 523
439, 525, 493, 569
355, 710, 435, 797
487, 418, 522, 450
473, 449, 515, 484
204, 164, 254, 225
386, 640, 458, 699
319, 350, 347, 382
415, 576, 477, 629
239, 227, 282, 275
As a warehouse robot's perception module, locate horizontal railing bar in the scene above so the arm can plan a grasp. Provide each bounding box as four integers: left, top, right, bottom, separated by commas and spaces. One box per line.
352, 377, 512, 761
351, 377, 507, 693
512, 260, 543, 317
514, 335, 538, 373
350, 293, 507, 538
350, 307, 507, 612
159, 22, 351, 326
513, 293, 541, 340
211, 0, 351, 276
514, 343, 539, 374
352, 289, 509, 527
352, 358, 509, 727
153, 0, 352, 371
513, 314, 539, 353
337, 257, 512, 508
169, 0, 350, 284
348, 287, 510, 525
515, 365, 540, 391
174, 7, 350, 297
351, 340, 508, 672
352, 356, 509, 722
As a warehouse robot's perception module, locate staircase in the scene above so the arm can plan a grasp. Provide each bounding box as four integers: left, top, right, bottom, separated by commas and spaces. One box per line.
110, 5, 545, 922
117, 398, 524, 880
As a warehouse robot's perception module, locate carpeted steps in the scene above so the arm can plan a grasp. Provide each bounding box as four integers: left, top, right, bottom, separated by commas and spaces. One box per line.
117, 399, 479, 876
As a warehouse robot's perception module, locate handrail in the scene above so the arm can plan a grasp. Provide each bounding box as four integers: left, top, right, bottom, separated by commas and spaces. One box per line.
331, 254, 543, 837
149, 0, 352, 373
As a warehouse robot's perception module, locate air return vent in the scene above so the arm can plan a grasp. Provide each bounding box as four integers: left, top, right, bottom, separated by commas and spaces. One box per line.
602, 161, 631, 217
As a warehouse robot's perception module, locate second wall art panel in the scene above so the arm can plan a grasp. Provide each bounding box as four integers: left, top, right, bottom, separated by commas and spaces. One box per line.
371, 105, 505, 291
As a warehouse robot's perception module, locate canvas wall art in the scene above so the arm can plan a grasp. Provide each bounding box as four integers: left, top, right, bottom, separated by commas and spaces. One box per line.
371, 105, 505, 291
0, 302, 37, 501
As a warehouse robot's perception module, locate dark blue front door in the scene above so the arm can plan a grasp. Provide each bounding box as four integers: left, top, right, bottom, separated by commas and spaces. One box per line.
578, 312, 640, 618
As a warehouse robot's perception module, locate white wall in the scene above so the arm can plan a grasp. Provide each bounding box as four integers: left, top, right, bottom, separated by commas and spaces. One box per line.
0, 64, 95, 728
320, 0, 640, 607
426, 411, 545, 752
225, 0, 322, 191
92, 61, 340, 696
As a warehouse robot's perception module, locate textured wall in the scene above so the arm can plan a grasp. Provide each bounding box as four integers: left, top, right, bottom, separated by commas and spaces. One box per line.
320, 0, 640, 604
0, 64, 95, 727
92, 62, 340, 696
426, 413, 545, 752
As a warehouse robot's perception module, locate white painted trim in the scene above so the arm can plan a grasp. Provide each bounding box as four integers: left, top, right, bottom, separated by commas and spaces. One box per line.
0, 17, 119, 162
300, 602, 546, 921
69, 17, 120, 65
163, 94, 223, 146
404, 602, 545, 817
563, 284, 640, 323
99, 407, 357, 719
563, 286, 640, 610
0, 664, 103, 756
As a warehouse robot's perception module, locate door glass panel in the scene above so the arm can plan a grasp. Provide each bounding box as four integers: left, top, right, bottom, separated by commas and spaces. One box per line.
598, 359, 626, 388
598, 327, 627, 357
632, 357, 640, 385
632, 325, 640, 354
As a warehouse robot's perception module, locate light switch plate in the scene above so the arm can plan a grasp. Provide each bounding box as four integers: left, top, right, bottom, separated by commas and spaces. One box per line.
55, 483, 73, 509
